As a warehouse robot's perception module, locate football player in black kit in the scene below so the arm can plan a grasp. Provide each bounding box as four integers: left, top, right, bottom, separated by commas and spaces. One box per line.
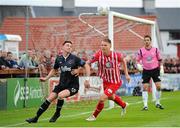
26, 41, 91, 123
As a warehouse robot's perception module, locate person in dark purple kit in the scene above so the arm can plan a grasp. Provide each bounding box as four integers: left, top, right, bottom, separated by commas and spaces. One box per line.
26, 41, 91, 123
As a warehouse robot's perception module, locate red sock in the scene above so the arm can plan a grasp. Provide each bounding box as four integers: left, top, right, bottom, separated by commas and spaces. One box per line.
93, 101, 104, 118
114, 95, 126, 108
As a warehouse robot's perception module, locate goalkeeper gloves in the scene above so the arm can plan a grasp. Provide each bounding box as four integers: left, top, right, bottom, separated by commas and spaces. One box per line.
137, 63, 143, 71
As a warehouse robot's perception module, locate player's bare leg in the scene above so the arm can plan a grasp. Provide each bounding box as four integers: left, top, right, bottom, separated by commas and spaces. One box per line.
49, 89, 70, 122
86, 94, 107, 121
109, 94, 128, 116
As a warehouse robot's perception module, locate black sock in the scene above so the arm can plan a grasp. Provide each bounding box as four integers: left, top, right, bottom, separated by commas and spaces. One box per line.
55, 99, 64, 115
36, 99, 51, 118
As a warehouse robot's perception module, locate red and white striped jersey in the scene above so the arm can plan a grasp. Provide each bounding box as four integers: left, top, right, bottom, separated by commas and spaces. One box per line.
89, 50, 122, 84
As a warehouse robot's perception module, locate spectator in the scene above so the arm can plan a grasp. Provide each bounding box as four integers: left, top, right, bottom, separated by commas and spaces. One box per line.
0, 50, 11, 69
19, 49, 36, 69
6, 52, 19, 68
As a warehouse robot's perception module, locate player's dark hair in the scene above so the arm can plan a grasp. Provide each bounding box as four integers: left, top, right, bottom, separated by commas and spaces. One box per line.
103, 38, 111, 44
63, 40, 72, 45
7, 51, 12, 55
144, 35, 152, 41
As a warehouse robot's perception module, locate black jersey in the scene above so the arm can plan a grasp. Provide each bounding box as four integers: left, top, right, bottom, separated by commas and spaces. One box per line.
53, 53, 85, 88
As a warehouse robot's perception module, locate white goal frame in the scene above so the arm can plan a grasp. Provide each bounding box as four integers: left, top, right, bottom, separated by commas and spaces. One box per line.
108, 11, 158, 51
108, 11, 157, 101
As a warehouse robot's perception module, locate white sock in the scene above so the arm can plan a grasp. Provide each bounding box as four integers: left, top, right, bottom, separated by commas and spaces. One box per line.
109, 100, 115, 108
155, 91, 161, 105
142, 91, 148, 107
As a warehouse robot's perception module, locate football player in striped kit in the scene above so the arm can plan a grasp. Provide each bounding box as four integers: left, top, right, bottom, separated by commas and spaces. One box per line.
86, 38, 130, 121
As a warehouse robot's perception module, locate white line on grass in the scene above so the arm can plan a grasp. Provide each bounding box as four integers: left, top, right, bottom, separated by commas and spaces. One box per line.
3, 97, 168, 127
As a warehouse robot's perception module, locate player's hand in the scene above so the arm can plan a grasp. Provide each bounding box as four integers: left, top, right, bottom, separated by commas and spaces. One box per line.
137, 63, 143, 71
39, 77, 47, 82
71, 69, 79, 76
125, 74, 131, 83
84, 79, 90, 89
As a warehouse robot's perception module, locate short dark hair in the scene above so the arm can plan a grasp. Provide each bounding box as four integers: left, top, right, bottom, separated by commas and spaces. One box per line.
103, 38, 111, 44
7, 51, 12, 55
63, 40, 72, 45
144, 35, 151, 41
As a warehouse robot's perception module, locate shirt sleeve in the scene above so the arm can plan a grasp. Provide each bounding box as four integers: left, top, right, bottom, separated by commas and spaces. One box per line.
156, 48, 162, 61
75, 56, 86, 67
89, 51, 100, 64
117, 52, 123, 62
136, 49, 142, 62
53, 56, 60, 69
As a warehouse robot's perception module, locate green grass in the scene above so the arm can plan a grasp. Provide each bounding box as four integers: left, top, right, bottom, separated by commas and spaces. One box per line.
1, 91, 180, 127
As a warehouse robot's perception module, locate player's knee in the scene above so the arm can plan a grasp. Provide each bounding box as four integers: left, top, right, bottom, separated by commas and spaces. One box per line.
155, 82, 161, 91
99, 96, 107, 102
58, 94, 65, 99
58, 90, 71, 99
143, 86, 148, 91
99, 98, 105, 102
47, 94, 58, 102
156, 85, 161, 91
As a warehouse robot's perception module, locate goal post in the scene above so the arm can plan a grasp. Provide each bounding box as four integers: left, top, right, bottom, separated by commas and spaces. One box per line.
108, 11, 157, 51
107, 11, 158, 101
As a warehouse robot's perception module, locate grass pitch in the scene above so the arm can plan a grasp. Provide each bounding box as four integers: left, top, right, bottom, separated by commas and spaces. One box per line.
1, 91, 180, 127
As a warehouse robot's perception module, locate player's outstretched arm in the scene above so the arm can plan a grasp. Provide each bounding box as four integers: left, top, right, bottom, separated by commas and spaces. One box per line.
122, 58, 131, 83
84, 62, 91, 77
83, 62, 91, 87
40, 69, 57, 82
71, 67, 83, 76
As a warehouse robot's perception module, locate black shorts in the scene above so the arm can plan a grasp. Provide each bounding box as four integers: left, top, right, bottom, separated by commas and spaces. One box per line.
52, 84, 79, 96
142, 67, 161, 84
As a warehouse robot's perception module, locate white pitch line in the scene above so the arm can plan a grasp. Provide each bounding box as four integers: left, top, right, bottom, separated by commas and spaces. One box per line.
4, 110, 94, 127
3, 97, 168, 127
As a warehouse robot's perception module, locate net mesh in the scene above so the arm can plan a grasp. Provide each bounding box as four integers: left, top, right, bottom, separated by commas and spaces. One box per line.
26, 15, 154, 53
0, 15, 155, 54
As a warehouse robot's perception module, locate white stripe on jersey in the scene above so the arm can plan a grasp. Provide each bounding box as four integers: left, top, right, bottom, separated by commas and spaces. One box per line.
113, 52, 117, 84
115, 52, 121, 82
107, 56, 113, 83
